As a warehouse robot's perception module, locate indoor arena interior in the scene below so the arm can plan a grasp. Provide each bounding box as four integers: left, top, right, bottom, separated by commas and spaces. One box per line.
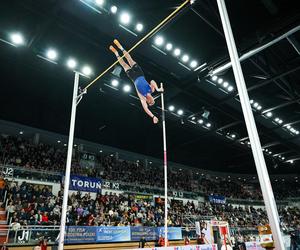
0, 0, 299, 249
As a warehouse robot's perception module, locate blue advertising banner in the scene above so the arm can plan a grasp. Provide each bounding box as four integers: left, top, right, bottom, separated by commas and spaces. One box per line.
156, 227, 182, 240
208, 195, 226, 204
131, 227, 157, 241
69, 175, 102, 192
96, 226, 131, 242
65, 226, 96, 243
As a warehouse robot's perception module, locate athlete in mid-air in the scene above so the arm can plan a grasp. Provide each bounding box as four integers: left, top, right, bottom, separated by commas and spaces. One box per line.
109, 39, 164, 124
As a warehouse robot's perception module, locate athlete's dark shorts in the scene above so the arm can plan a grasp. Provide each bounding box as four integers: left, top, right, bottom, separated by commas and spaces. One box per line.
126, 63, 144, 82
126, 64, 152, 97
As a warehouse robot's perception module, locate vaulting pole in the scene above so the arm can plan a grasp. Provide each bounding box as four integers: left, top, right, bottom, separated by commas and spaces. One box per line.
58, 72, 80, 250
160, 83, 168, 247
216, 1, 285, 249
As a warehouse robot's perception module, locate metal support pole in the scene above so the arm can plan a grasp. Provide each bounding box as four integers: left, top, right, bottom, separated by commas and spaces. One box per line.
160, 83, 168, 247
216, 1, 285, 249
58, 72, 80, 250
211, 25, 300, 75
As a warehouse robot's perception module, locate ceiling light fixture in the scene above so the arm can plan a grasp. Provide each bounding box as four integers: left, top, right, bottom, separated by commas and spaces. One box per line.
67, 58, 77, 69
120, 12, 131, 25
166, 43, 173, 51
10, 32, 24, 45
168, 105, 175, 112
123, 84, 131, 92
136, 23, 144, 32
110, 5, 118, 14
82, 66, 92, 76
46, 49, 58, 60
174, 48, 181, 56
154, 36, 164, 46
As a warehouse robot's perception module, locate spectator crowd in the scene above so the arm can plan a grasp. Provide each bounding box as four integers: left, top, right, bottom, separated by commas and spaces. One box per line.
1, 134, 299, 201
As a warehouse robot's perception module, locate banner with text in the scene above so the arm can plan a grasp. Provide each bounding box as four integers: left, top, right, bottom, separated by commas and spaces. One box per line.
156, 227, 182, 240
96, 226, 131, 242
208, 195, 226, 204
65, 227, 96, 244
69, 175, 102, 193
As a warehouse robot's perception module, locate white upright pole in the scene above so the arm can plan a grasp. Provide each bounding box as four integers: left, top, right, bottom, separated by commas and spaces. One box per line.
216, 1, 285, 249
160, 83, 168, 248
58, 71, 80, 250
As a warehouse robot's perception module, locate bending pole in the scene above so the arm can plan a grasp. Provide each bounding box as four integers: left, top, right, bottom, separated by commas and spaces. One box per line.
58, 72, 80, 250
83, 0, 191, 92
161, 83, 168, 247
216, 0, 285, 249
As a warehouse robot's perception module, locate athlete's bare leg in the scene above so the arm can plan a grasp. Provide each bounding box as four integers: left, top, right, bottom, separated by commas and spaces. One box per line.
109, 45, 131, 71
114, 39, 136, 67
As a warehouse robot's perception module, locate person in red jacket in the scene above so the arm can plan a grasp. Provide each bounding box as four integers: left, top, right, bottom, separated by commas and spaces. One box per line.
40, 238, 47, 250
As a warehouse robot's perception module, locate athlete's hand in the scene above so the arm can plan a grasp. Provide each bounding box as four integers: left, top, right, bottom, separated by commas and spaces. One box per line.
153, 116, 159, 124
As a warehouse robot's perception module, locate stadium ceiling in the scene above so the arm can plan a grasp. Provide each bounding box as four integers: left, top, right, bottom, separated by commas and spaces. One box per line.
0, 0, 300, 174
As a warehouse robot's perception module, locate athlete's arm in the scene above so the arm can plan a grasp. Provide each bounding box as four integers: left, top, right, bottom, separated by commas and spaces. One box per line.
138, 93, 158, 124
150, 80, 164, 92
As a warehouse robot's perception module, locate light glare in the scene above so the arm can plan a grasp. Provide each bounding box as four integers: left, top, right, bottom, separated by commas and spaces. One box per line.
217, 78, 223, 84
82, 66, 92, 76
10, 33, 24, 45
154, 36, 164, 46
111, 79, 119, 87
120, 12, 131, 25
177, 109, 184, 115
123, 84, 131, 92
190, 60, 198, 68
46, 49, 58, 60
182, 54, 189, 63
211, 75, 218, 81
228, 86, 234, 92
168, 105, 175, 112
166, 43, 173, 51
266, 112, 273, 117
174, 48, 181, 56
136, 23, 144, 32
95, 0, 104, 6
67, 58, 77, 69
110, 5, 118, 14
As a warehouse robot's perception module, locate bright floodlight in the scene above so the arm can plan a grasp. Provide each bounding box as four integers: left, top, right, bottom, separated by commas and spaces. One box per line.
111, 79, 119, 87
198, 119, 203, 124
177, 109, 184, 115
136, 23, 144, 32
123, 84, 131, 92
166, 43, 173, 51
67, 58, 77, 69
211, 75, 218, 81
223, 81, 229, 88
266, 112, 273, 117
10, 33, 24, 45
190, 60, 198, 68
182, 54, 189, 63
120, 12, 131, 25
110, 5, 118, 14
217, 78, 223, 84
168, 105, 175, 111
206, 123, 211, 128
257, 105, 262, 110
82, 66, 92, 76
275, 118, 280, 122
228, 85, 234, 92
95, 0, 104, 6
278, 119, 283, 124
174, 48, 181, 56
286, 125, 291, 129
46, 49, 58, 60
231, 134, 236, 138
154, 36, 164, 46
250, 99, 254, 104
253, 102, 259, 108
